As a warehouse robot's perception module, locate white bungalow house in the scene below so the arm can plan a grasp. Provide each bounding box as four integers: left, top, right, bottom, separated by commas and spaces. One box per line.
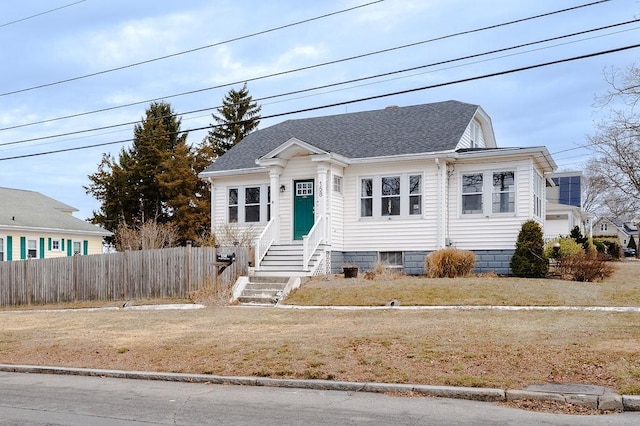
199, 100, 556, 277
0, 187, 111, 261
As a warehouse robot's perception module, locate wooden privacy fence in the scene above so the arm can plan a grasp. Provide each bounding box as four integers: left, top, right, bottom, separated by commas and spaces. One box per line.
0, 245, 248, 307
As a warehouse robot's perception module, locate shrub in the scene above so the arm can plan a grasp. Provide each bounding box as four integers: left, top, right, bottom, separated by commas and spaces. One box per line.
425, 248, 476, 278
556, 252, 615, 282
543, 237, 584, 259
510, 220, 548, 278
602, 240, 621, 259
593, 239, 606, 253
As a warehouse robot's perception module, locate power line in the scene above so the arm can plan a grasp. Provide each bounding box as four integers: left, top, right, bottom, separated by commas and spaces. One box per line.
1, 42, 637, 161
0, 1, 383, 98
0, 0, 612, 132
0, 0, 86, 29
3, 18, 638, 148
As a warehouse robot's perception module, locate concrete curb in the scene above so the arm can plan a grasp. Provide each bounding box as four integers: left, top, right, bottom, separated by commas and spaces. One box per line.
1, 364, 637, 411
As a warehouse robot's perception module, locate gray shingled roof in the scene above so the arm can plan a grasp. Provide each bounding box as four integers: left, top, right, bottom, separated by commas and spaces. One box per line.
0, 187, 111, 235
203, 100, 479, 173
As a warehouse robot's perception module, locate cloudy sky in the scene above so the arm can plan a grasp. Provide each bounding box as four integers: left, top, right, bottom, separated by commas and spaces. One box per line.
1, 0, 638, 220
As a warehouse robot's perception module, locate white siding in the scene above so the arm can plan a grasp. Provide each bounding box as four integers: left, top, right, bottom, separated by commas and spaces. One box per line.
448, 159, 540, 250
342, 160, 439, 251
329, 165, 345, 250
457, 119, 485, 149
211, 173, 270, 244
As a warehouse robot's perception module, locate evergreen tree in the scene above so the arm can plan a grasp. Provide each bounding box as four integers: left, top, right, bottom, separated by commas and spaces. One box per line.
510, 220, 548, 278
86, 101, 206, 246
203, 83, 261, 157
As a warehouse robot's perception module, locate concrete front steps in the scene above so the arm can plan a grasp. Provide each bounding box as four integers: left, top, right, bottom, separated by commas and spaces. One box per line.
234, 276, 303, 306
252, 244, 324, 277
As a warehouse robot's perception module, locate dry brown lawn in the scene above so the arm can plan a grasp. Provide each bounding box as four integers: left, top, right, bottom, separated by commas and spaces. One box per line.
1, 261, 639, 396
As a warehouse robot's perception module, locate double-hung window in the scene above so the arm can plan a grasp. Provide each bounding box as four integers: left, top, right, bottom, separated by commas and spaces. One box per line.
492, 171, 515, 213
0, 237, 4, 261
381, 176, 400, 216
359, 174, 423, 218
462, 170, 516, 215
244, 187, 261, 223
27, 239, 37, 258
228, 185, 270, 224
462, 173, 483, 214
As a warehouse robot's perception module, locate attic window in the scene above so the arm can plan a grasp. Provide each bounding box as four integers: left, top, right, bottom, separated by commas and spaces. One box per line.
470, 121, 481, 148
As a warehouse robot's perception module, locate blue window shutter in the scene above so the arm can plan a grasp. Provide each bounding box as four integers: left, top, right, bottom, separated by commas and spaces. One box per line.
20, 237, 26, 260
67, 240, 72, 256
48, 238, 52, 251
39, 238, 45, 259
83, 240, 89, 256
7, 236, 12, 261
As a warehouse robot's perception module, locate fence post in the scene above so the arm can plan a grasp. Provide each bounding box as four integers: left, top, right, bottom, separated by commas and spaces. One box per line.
123, 250, 129, 300
73, 254, 79, 302
25, 258, 32, 306
185, 241, 192, 294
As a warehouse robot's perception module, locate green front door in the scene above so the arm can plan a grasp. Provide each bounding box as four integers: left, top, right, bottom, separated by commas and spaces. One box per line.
293, 179, 314, 240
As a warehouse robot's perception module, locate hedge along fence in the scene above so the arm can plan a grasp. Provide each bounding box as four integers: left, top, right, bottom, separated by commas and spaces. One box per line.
0, 245, 249, 307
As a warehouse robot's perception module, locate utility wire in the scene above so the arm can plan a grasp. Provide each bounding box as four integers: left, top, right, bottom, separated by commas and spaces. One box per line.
0, 0, 611, 131
0, 0, 86, 29
0, 1, 383, 98
1, 42, 637, 161
3, 18, 638, 148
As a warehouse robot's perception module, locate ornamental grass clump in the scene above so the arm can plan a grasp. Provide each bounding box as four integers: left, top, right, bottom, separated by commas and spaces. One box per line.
425, 248, 476, 278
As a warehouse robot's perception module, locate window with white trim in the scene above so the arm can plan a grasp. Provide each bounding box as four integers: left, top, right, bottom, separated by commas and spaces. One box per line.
379, 251, 403, 267
462, 173, 483, 214
462, 170, 516, 215
600, 223, 608, 232
73, 241, 82, 255
492, 171, 515, 213
228, 184, 270, 224
381, 176, 400, 216
52, 239, 61, 251
0, 237, 4, 261
470, 121, 481, 148
27, 239, 37, 258
533, 171, 544, 219
359, 174, 423, 218
360, 178, 373, 217
333, 176, 343, 194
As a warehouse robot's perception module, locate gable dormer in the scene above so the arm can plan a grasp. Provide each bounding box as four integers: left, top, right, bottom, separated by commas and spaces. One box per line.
457, 106, 496, 150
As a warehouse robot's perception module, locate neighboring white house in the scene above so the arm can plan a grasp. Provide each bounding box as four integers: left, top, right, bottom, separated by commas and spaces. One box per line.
544, 171, 588, 241
199, 101, 557, 275
0, 187, 111, 261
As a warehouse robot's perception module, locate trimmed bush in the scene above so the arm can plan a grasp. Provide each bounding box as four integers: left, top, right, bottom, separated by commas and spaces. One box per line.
425, 248, 476, 278
556, 253, 615, 282
543, 237, 584, 259
510, 220, 548, 278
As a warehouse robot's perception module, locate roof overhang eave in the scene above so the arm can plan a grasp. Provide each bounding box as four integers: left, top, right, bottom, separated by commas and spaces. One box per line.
198, 167, 267, 180
347, 150, 457, 164
0, 224, 112, 237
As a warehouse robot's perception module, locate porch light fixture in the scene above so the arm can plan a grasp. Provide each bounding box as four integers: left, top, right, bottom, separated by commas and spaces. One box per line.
280, 185, 286, 193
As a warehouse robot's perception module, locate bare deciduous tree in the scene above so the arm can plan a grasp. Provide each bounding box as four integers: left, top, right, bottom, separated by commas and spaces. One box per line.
115, 221, 179, 251
584, 63, 640, 217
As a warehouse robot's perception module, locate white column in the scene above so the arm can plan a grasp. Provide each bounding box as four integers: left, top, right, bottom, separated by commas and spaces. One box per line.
269, 167, 282, 244
317, 164, 328, 241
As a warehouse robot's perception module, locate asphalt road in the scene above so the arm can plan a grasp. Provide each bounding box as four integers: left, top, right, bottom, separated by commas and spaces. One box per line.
0, 372, 637, 425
